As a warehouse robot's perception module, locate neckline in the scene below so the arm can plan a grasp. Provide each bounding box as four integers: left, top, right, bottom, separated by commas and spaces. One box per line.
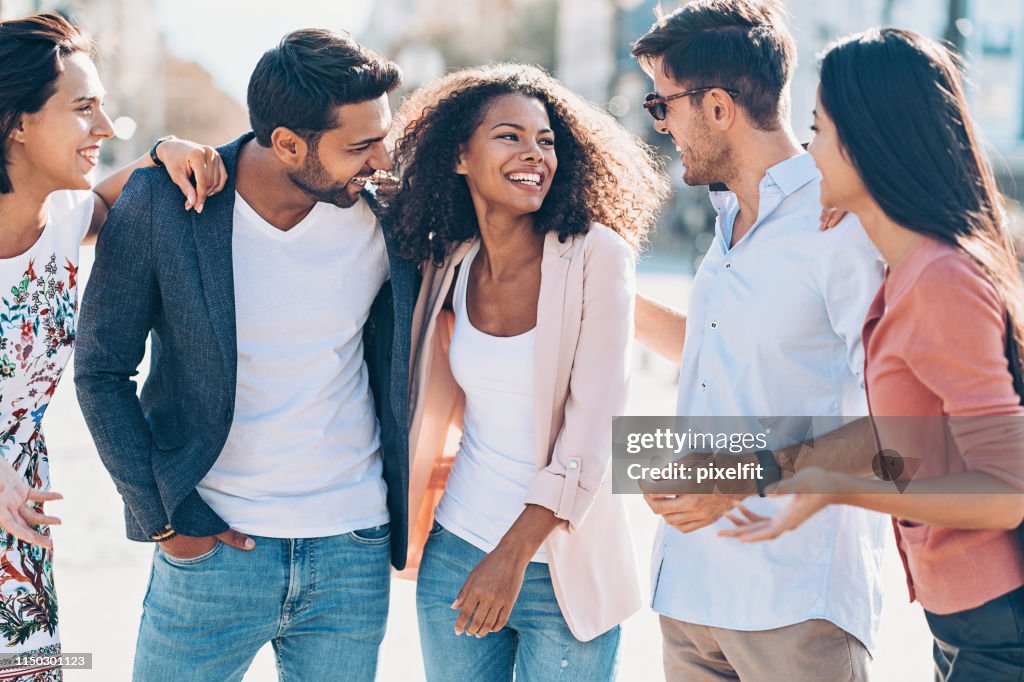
0, 205, 54, 264
458, 242, 537, 341
233, 190, 335, 242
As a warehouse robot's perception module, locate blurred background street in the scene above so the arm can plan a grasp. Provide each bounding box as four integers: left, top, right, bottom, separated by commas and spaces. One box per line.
0, 0, 1018, 678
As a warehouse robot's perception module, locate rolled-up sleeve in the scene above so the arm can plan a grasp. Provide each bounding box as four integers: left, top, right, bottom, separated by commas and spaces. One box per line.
523, 227, 636, 530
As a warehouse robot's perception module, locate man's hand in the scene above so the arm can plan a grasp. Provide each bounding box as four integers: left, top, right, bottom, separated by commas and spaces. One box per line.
452, 545, 528, 638
643, 492, 745, 533
155, 138, 228, 214
160, 527, 255, 560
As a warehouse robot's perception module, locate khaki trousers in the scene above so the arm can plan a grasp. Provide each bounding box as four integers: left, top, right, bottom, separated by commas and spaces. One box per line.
660, 615, 871, 681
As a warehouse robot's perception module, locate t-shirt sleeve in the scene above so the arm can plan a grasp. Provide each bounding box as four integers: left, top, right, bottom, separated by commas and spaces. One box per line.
46, 189, 95, 245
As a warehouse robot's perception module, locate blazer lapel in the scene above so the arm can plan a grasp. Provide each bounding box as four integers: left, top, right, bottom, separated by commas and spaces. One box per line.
190, 134, 249, 385
532, 231, 573, 469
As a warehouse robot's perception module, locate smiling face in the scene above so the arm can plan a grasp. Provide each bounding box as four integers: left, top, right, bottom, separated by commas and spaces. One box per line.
807, 88, 870, 212
648, 56, 733, 187
13, 51, 114, 193
287, 93, 393, 208
454, 93, 557, 218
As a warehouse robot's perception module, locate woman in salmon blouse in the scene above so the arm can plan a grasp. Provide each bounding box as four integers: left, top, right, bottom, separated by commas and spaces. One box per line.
722, 29, 1024, 680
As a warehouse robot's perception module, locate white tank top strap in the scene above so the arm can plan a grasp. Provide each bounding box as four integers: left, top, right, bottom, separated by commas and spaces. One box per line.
453, 240, 480, 320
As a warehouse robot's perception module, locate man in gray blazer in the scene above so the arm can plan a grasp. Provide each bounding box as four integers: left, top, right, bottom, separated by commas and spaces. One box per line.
75, 29, 416, 681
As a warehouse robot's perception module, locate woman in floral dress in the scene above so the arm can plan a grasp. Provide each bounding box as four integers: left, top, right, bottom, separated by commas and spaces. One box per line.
0, 13, 226, 679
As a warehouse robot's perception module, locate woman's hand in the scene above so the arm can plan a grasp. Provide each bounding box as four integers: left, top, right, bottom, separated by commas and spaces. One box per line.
717, 467, 841, 542
819, 207, 847, 230
155, 138, 227, 213
452, 545, 528, 637
0, 459, 62, 549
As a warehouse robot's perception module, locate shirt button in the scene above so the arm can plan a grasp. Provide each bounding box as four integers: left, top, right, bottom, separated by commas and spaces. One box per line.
700, 381, 707, 391
724, 263, 732, 269
710, 321, 718, 329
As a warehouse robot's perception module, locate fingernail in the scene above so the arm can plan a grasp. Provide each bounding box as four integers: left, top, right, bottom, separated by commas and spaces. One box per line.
244, 538, 255, 549
196, 203, 204, 214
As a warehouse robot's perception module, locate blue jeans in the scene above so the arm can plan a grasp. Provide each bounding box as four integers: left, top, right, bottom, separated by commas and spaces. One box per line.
416, 523, 620, 682
133, 525, 391, 682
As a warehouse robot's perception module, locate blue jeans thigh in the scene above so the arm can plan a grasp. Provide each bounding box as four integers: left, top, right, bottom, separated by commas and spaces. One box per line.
272, 525, 392, 682
133, 540, 286, 682
509, 560, 620, 682
417, 525, 620, 682
416, 525, 516, 682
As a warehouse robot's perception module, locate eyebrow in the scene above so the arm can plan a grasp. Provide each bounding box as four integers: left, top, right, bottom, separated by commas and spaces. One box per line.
489, 122, 554, 134
348, 135, 385, 147
72, 94, 103, 104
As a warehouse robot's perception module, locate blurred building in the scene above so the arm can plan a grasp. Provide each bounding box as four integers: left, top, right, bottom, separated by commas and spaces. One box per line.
362, 0, 558, 92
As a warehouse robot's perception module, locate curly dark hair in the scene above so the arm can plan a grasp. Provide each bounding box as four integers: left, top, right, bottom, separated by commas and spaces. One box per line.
385, 63, 670, 266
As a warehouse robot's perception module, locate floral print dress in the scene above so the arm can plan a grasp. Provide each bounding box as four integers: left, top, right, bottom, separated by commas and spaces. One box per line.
0, 190, 91, 680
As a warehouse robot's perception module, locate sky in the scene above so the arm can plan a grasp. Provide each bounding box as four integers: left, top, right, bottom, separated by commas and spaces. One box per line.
153, 0, 376, 104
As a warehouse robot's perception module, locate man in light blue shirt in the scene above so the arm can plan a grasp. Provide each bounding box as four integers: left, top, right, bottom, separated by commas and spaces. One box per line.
632, 2, 886, 679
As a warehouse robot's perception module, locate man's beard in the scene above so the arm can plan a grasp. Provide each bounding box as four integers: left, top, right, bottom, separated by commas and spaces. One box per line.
288, 145, 360, 208
679, 116, 734, 187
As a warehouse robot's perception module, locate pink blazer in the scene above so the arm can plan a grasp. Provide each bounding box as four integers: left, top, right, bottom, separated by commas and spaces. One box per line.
400, 224, 642, 641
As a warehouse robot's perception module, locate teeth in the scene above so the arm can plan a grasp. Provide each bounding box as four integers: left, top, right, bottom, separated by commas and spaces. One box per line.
507, 172, 541, 185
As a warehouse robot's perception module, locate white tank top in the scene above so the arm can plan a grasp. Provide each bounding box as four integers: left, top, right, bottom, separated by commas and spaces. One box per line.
434, 241, 546, 562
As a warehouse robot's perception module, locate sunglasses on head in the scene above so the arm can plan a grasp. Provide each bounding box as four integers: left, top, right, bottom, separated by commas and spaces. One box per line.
643, 86, 740, 121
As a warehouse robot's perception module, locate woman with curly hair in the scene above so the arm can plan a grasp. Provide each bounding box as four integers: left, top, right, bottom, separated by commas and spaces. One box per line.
388, 63, 668, 680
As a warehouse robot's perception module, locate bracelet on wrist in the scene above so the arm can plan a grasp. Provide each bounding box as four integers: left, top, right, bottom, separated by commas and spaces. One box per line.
148, 524, 176, 542
149, 135, 174, 167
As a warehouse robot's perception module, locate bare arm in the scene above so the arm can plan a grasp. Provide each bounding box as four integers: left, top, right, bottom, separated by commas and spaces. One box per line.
721, 467, 1024, 543
837, 473, 1024, 529
775, 417, 877, 477
635, 293, 686, 364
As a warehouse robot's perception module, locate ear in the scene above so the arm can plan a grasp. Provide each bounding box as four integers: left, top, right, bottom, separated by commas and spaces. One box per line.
8, 117, 26, 144
453, 144, 469, 176
270, 127, 307, 168
704, 89, 736, 132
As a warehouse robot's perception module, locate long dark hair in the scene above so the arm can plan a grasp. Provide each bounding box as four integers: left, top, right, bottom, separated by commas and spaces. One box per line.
819, 28, 1024, 396
0, 13, 93, 194
385, 63, 669, 266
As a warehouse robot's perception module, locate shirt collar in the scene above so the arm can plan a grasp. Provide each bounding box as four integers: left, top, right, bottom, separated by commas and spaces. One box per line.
763, 152, 819, 197
708, 152, 819, 213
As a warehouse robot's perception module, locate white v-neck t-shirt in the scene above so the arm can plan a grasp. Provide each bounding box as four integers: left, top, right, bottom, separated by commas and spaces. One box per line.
196, 192, 390, 538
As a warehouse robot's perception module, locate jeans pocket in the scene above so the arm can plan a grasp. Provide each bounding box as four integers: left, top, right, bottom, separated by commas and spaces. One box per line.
428, 521, 446, 538
160, 541, 223, 567
347, 523, 392, 546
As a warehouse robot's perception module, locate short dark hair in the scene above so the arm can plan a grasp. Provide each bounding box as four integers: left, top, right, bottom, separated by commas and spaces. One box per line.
247, 29, 401, 147
631, 0, 796, 130
0, 12, 93, 194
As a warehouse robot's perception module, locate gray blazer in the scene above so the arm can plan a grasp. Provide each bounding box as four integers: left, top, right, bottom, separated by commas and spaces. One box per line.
75, 133, 417, 569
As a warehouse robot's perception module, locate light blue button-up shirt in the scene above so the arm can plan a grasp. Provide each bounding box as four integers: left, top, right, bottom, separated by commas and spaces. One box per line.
652, 153, 888, 652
